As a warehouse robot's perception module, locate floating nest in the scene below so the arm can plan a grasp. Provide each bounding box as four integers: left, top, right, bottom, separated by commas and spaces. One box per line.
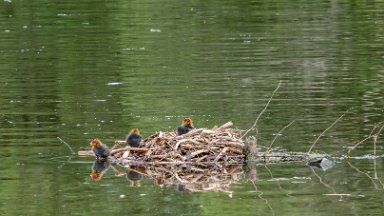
83, 121, 249, 192
110, 121, 246, 166
79, 121, 330, 191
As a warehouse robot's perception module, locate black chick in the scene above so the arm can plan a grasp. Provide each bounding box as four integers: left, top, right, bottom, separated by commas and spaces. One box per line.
176, 117, 194, 135
90, 138, 110, 160
126, 128, 142, 147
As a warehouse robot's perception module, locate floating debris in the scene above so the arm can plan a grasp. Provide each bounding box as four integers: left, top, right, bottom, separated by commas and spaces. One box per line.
150, 28, 161, 33
308, 157, 335, 171
106, 82, 123, 86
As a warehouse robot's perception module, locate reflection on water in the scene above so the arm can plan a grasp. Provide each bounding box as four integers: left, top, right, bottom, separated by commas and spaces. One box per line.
92, 161, 246, 193
90, 159, 110, 181
1, 0, 384, 215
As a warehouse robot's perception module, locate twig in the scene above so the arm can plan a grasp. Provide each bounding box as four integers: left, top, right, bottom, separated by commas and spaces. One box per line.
214, 147, 228, 162
264, 164, 283, 190
265, 120, 295, 154
57, 137, 75, 154
373, 124, 384, 181
347, 161, 378, 189
111, 140, 126, 150
218, 121, 233, 130
347, 121, 384, 157
175, 139, 200, 150
57, 155, 73, 169
310, 166, 336, 194
251, 181, 275, 216
111, 147, 149, 155
307, 109, 349, 154
241, 81, 282, 139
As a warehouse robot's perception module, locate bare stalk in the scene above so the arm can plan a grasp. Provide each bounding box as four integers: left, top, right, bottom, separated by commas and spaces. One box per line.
310, 166, 336, 194
265, 120, 295, 154
347, 121, 384, 157
307, 109, 349, 154
251, 181, 275, 216
373, 124, 384, 180
57, 137, 75, 154
347, 161, 378, 189
241, 81, 282, 139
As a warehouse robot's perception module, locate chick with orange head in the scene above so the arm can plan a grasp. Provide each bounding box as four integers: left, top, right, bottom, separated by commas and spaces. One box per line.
89, 138, 110, 160
176, 117, 194, 135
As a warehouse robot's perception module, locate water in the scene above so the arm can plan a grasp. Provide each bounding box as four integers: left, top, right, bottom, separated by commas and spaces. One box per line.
1, 0, 384, 215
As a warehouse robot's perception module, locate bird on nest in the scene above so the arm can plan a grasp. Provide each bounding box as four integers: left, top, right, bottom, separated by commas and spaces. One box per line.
126, 128, 142, 147
176, 117, 194, 135
89, 138, 110, 160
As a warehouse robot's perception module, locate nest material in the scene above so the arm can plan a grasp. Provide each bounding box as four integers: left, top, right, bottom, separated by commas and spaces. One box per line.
111, 121, 245, 165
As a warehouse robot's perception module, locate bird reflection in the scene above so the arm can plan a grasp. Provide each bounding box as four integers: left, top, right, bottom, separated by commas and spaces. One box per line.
90, 160, 110, 181
126, 167, 143, 187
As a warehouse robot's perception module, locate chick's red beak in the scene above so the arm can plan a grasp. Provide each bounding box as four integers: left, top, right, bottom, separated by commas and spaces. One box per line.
183, 118, 191, 125
90, 140, 95, 147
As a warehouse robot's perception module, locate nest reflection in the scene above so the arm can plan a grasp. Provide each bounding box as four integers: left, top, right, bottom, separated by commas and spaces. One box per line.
91, 160, 251, 193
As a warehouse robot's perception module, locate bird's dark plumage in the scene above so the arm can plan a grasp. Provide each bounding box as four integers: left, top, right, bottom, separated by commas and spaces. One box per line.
176, 117, 194, 135
90, 138, 110, 160
126, 128, 142, 147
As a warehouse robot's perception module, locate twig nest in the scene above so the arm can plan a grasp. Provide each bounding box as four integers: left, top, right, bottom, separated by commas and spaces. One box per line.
111, 121, 246, 165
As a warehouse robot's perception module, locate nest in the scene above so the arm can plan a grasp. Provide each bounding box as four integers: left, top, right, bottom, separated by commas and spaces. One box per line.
110, 121, 246, 165
79, 121, 260, 191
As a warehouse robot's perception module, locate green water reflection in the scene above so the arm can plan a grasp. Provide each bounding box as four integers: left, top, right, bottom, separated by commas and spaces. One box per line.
1, 0, 384, 215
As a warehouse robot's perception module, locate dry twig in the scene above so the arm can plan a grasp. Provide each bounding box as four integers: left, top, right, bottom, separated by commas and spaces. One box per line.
307, 109, 349, 154
241, 81, 282, 139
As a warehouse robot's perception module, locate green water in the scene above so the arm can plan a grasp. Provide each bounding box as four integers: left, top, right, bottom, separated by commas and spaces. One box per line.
1, 0, 384, 215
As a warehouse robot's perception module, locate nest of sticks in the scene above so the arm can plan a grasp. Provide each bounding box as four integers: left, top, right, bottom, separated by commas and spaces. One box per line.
110, 121, 246, 166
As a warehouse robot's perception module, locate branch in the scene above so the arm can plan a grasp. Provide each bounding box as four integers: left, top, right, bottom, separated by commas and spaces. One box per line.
57, 137, 75, 155
241, 81, 282, 139
307, 109, 349, 154
265, 120, 295, 154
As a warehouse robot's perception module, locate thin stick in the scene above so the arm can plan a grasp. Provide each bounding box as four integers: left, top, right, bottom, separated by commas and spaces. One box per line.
347, 121, 384, 157
310, 167, 337, 194
241, 81, 282, 139
251, 181, 275, 216
264, 164, 283, 190
265, 120, 295, 154
307, 109, 349, 154
111, 147, 149, 155
111, 140, 126, 150
373, 124, 384, 180
57, 137, 75, 154
57, 155, 73, 169
347, 161, 378, 189
214, 147, 228, 162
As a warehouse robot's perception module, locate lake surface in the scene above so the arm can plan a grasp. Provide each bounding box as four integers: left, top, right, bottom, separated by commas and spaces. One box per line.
1, 0, 384, 215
